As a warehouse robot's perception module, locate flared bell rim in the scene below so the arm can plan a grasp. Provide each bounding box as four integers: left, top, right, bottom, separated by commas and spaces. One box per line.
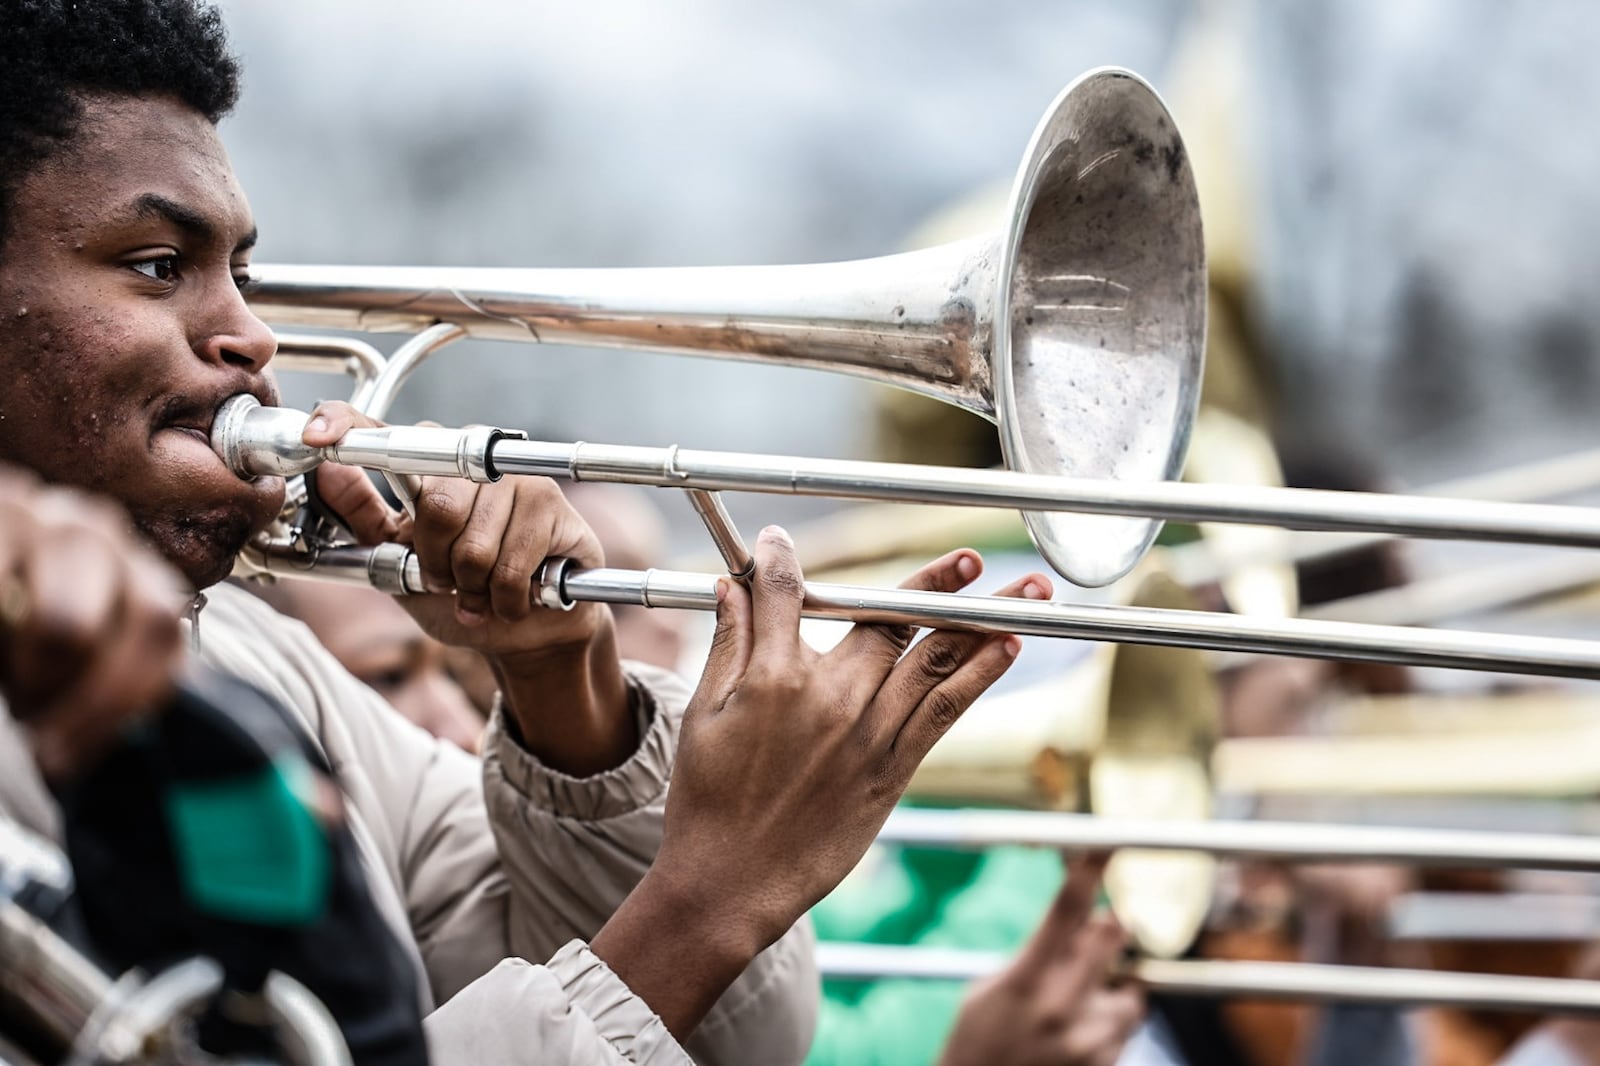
993, 67, 1207, 588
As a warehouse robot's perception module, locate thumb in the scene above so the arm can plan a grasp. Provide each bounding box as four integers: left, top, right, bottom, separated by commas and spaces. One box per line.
302, 400, 382, 448
689, 577, 753, 716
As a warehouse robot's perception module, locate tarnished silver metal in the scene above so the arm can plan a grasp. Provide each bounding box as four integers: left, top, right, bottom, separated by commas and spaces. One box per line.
815, 943, 1600, 1016
684, 489, 756, 580
534, 557, 578, 612
272, 334, 387, 410
213, 396, 511, 486
244, 68, 1208, 588
360, 322, 466, 423
358, 323, 469, 514
364, 543, 420, 596
875, 808, 1600, 872
329, 424, 510, 483
214, 395, 321, 478
1, 899, 113, 1053
577, 565, 1600, 676
217, 406, 1600, 562
281, 552, 1600, 679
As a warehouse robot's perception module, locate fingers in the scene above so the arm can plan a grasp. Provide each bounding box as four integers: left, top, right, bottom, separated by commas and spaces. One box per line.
314, 463, 405, 545
1063, 985, 1146, 1066
687, 577, 754, 716
873, 569, 1049, 760
887, 632, 1019, 766
486, 486, 549, 623
445, 483, 515, 624
7, 510, 120, 707
1009, 854, 1113, 982
1035, 913, 1131, 1012
301, 400, 379, 447
299, 403, 407, 544
408, 478, 483, 598
1034, 854, 1113, 955
0, 486, 186, 780
827, 549, 983, 684
30, 555, 183, 779
405, 476, 603, 625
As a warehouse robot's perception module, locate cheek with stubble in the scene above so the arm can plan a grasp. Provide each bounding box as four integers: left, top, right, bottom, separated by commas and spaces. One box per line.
0, 299, 151, 493
0, 300, 282, 587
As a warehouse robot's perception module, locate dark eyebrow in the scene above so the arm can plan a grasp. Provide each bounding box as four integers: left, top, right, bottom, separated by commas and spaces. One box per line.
129, 193, 213, 244
126, 193, 258, 254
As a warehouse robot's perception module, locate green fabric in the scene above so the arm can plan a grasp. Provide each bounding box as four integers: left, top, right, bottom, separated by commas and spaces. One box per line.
164, 754, 330, 925
806, 846, 1066, 1065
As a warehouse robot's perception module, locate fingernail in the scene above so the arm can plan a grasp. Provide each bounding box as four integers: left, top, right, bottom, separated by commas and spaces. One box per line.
761, 525, 792, 545
306, 415, 329, 434
1023, 580, 1048, 600
715, 578, 729, 603
956, 554, 979, 581
1003, 635, 1023, 658
456, 605, 486, 626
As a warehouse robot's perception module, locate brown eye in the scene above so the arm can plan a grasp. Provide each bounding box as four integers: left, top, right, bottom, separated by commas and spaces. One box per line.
131, 256, 181, 282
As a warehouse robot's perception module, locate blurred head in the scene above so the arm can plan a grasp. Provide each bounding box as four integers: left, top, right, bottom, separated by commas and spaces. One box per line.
252, 580, 487, 753
0, 1, 284, 589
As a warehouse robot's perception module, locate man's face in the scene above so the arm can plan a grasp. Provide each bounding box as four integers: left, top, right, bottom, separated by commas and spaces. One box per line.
0, 94, 284, 588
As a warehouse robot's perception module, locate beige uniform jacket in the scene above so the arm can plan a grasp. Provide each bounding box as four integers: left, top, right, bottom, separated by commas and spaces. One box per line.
0, 582, 818, 1065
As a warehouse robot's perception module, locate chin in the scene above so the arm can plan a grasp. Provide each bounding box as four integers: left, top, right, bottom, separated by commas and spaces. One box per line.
136, 501, 274, 591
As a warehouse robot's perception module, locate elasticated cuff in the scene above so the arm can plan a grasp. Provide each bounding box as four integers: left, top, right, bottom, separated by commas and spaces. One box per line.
483, 663, 689, 822
547, 940, 691, 1065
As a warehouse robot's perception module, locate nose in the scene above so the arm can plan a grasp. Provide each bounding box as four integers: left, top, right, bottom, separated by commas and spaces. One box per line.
193, 277, 277, 373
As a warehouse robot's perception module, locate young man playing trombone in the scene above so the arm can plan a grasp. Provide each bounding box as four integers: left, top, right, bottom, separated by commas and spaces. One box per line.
0, 2, 1142, 1062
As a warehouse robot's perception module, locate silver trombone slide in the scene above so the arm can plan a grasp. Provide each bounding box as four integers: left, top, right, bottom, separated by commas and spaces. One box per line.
873, 809, 1600, 873
814, 943, 1600, 1016
239, 542, 1600, 680
216, 399, 1600, 554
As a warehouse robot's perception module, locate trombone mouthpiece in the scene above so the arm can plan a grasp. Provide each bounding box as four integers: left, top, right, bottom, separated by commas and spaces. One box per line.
211, 394, 323, 479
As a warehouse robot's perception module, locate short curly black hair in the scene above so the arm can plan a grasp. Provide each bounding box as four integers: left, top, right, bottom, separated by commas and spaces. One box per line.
0, 0, 240, 248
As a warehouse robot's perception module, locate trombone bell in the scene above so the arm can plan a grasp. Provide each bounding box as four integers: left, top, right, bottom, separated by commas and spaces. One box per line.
244, 68, 1206, 588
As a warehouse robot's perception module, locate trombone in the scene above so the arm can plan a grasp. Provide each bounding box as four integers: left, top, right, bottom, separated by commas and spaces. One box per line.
240, 68, 1600, 593
228, 67, 1600, 1019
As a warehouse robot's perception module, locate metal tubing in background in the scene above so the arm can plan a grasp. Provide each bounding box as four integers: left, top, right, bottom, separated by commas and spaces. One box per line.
875, 809, 1600, 872
815, 943, 1600, 1016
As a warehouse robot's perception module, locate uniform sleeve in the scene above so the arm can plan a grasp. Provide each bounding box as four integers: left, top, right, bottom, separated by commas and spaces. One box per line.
423, 944, 688, 1066
1498, 1030, 1591, 1066
202, 588, 818, 1065
482, 662, 820, 1066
